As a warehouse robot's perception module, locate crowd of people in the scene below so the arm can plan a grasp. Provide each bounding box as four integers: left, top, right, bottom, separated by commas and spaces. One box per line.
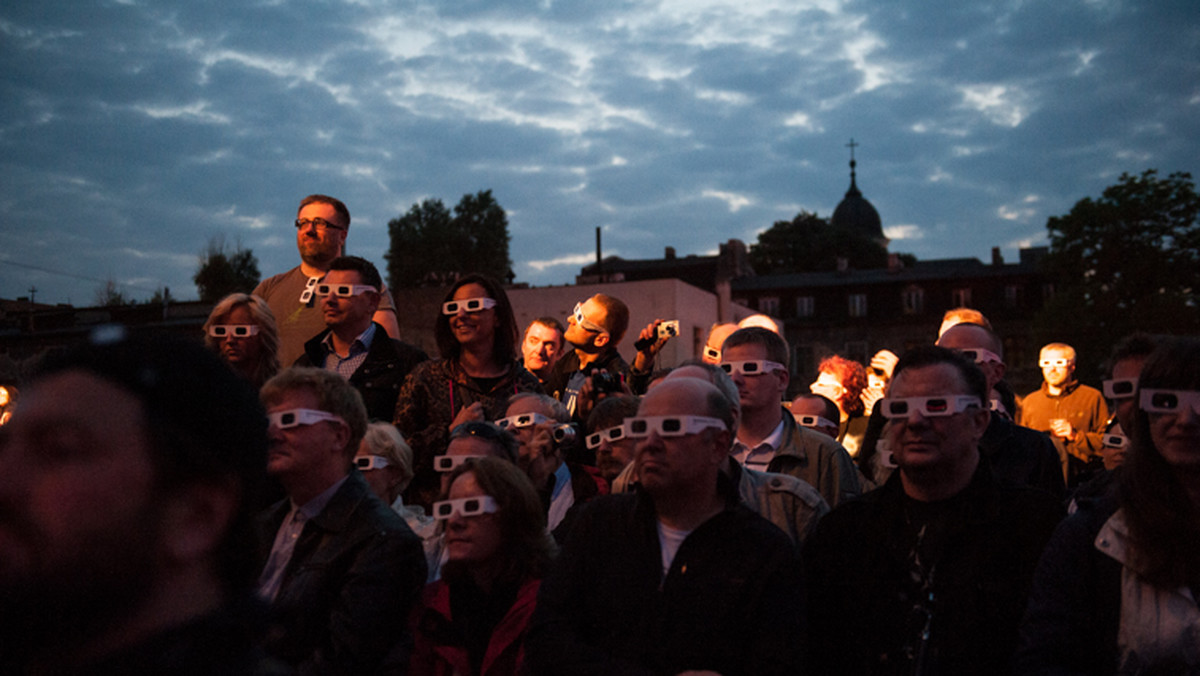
0, 193, 1196, 675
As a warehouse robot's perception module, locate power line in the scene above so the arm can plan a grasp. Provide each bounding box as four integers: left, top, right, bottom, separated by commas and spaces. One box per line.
0, 258, 164, 294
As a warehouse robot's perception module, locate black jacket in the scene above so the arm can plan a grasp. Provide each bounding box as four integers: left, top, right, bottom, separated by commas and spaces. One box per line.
296, 322, 427, 422
526, 478, 806, 676
255, 471, 428, 675
804, 459, 1063, 676
979, 412, 1066, 499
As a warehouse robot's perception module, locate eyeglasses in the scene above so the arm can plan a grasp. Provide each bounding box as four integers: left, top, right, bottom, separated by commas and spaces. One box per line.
442, 297, 497, 315
703, 346, 721, 361
880, 396, 982, 419
435, 454, 485, 472
720, 360, 785, 376
1101, 433, 1128, 449
586, 423, 628, 449
794, 414, 837, 430
355, 455, 391, 471
1139, 389, 1200, 414
1039, 358, 1073, 368
495, 412, 549, 429
294, 217, 345, 232
432, 495, 499, 520
573, 302, 608, 335
299, 276, 321, 304
317, 283, 376, 297
625, 415, 727, 438
209, 324, 260, 338
956, 347, 1002, 365
1103, 378, 1138, 400
268, 408, 345, 429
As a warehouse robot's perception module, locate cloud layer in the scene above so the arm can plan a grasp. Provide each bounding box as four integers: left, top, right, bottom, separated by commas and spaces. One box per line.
1, 0, 1197, 304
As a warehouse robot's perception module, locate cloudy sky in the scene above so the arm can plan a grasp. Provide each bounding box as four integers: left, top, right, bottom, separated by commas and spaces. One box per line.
2, 0, 1197, 306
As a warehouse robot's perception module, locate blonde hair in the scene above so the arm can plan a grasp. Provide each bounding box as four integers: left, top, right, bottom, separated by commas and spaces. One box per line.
361, 422, 415, 492
202, 293, 280, 388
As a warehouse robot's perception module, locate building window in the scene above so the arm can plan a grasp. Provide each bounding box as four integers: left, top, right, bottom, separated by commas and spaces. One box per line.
902, 286, 924, 315
1004, 285, 1020, 308
758, 296, 779, 316
796, 296, 814, 318
848, 293, 867, 318
952, 287, 972, 307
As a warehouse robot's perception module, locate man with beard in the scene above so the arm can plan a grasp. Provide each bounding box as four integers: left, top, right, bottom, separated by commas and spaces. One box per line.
1019, 342, 1109, 484
0, 328, 283, 674
255, 194, 401, 367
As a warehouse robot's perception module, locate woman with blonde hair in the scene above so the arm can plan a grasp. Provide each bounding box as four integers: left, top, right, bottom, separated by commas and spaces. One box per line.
202, 293, 280, 388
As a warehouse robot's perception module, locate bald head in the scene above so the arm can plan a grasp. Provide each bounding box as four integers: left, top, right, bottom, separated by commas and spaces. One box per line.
640, 377, 735, 433
663, 363, 741, 436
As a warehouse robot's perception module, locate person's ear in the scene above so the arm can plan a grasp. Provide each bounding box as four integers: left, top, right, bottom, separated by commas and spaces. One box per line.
594, 332, 610, 348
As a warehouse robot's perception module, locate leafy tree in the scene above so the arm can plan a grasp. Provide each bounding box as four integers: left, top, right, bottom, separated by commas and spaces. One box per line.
748, 210, 893, 274
1035, 169, 1200, 372
386, 190, 514, 288
194, 236, 261, 304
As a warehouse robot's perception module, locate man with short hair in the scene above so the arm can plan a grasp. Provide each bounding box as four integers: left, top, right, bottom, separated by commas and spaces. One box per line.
255, 194, 401, 367
0, 330, 283, 673
1098, 333, 1157, 469
522, 317, 565, 384
722, 327, 861, 507
527, 378, 806, 675
256, 367, 426, 674
1019, 342, 1109, 483
937, 323, 1065, 497
586, 395, 641, 483
790, 393, 842, 440
295, 255, 426, 421
545, 293, 631, 419
805, 346, 1063, 675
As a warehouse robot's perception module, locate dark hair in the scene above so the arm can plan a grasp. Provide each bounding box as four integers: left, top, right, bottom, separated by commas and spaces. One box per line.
722, 327, 790, 367
441, 457, 557, 584
891, 345, 989, 405
1120, 336, 1200, 589
818, 355, 868, 417
34, 327, 269, 596
328, 255, 382, 290
530, 316, 564, 336
1106, 332, 1158, 376
592, 294, 630, 344
793, 393, 840, 424
586, 395, 641, 433
434, 274, 518, 364
449, 421, 519, 464
298, 194, 350, 228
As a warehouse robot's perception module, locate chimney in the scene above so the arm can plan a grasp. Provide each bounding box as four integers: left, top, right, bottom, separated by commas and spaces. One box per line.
665, 246, 676, 260
991, 247, 1003, 266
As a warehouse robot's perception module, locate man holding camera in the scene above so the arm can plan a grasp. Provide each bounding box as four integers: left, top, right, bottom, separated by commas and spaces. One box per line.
545, 294, 632, 420
498, 393, 607, 540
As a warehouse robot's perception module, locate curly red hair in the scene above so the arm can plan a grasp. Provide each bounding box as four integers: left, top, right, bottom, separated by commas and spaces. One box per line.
818, 355, 867, 417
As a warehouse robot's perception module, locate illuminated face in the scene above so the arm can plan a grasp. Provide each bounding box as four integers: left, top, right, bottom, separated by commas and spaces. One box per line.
564, 297, 607, 349
265, 388, 346, 483
295, 201, 347, 268
1147, 392, 1200, 471
810, 372, 846, 411
1039, 347, 1076, 388
214, 304, 264, 373
632, 382, 727, 499
320, 269, 377, 331
0, 371, 163, 629
443, 472, 503, 567
722, 343, 788, 414
523, 323, 563, 376
883, 363, 989, 474
448, 283, 499, 349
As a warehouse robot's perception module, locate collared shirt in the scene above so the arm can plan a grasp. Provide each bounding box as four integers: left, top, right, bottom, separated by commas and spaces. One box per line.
732, 419, 787, 471
547, 462, 575, 531
321, 322, 376, 379
256, 475, 350, 602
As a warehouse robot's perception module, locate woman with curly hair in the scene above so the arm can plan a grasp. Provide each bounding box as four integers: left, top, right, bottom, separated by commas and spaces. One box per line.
810, 354, 869, 455
1017, 336, 1200, 673
410, 457, 556, 676
202, 292, 280, 388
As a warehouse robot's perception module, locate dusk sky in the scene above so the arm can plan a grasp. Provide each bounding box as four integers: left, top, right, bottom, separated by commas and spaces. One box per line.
2, 0, 1197, 305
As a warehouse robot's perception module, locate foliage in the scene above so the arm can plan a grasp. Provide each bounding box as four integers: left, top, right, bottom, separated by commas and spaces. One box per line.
194, 236, 261, 304
386, 190, 513, 288
1035, 169, 1200, 371
748, 210, 891, 274
93, 278, 133, 307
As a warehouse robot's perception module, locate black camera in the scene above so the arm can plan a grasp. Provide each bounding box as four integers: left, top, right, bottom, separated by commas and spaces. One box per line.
591, 370, 623, 396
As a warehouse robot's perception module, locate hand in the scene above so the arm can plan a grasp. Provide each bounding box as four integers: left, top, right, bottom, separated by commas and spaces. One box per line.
861, 385, 884, 412
633, 319, 670, 372
1049, 418, 1074, 439
870, 349, 899, 378
449, 401, 485, 432
525, 423, 558, 486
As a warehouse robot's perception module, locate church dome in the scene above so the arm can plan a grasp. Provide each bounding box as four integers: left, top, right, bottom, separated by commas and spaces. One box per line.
831, 150, 887, 246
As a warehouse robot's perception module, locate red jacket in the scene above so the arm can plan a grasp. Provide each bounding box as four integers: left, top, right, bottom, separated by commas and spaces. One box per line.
410, 577, 541, 676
